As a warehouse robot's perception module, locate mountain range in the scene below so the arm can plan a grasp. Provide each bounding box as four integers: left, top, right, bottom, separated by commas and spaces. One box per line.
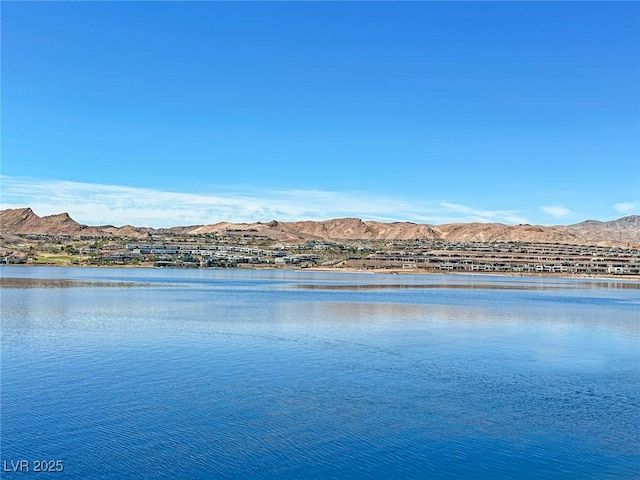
2, 207, 639, 246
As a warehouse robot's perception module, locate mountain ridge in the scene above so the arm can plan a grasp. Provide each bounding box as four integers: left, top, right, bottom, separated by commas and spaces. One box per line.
1, 207, 639, 246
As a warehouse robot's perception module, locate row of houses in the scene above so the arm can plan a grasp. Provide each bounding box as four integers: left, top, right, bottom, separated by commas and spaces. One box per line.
355, 253, 640, 275
124, 244, 289, 257
274, 254, 321, 265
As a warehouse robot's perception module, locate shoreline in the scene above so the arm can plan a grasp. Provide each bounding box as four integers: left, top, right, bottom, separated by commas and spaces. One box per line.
2, 263, 640, 282
301, 266, 640, 281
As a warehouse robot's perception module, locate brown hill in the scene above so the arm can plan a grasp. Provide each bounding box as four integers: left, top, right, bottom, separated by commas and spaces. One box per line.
365, 221, 440, 241
563, 216, 640, 245
101, 225, 151, 239
277, 218, 440, 242
436, 222, 584, 244
188, 221, 306, 243
0, 208, 104, 236
189, 218, 441, 243
283, 218, 375, 241
1, 207, 639, 247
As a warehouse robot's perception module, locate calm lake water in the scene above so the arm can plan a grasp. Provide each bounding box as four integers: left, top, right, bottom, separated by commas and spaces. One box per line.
1, 267, 639, 479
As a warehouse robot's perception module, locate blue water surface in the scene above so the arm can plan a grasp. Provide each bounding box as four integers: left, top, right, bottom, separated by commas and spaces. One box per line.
1, 267, 639, 479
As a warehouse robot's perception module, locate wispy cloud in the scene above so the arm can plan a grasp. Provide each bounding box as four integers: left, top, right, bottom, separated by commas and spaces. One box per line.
540, 205, 571, 219
439, 202, 529, 224
0, 176, 531, 228
614, 201, 639, 215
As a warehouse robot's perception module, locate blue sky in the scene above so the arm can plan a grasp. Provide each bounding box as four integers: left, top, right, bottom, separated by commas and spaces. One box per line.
2, 1, 638, 228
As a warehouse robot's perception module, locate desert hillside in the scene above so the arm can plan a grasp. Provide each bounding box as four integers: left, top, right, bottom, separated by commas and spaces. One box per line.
0, 208, 105, 237
1, 207, 639, 247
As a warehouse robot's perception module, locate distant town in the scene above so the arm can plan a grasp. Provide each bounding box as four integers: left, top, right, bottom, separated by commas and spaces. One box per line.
3, 231, 639, 277
2, 208, 639, 277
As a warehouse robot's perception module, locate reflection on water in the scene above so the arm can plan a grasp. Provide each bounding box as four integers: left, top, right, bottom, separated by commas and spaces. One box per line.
294, 282, 563, 290
1, 267, 639, 479
276, 299, 640, 330
0, 277, 151, 289
293, 280, 640, 291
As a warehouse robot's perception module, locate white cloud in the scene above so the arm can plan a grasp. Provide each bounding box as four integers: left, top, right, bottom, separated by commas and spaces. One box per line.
540, 205, 571, 219
440, 202, 529, 224
614, 201, 639, 215
0, 176, 531, 228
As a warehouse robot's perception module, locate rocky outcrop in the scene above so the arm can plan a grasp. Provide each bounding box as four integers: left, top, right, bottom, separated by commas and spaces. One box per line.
0, 208, 104, 236
563, 215, 640, 245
